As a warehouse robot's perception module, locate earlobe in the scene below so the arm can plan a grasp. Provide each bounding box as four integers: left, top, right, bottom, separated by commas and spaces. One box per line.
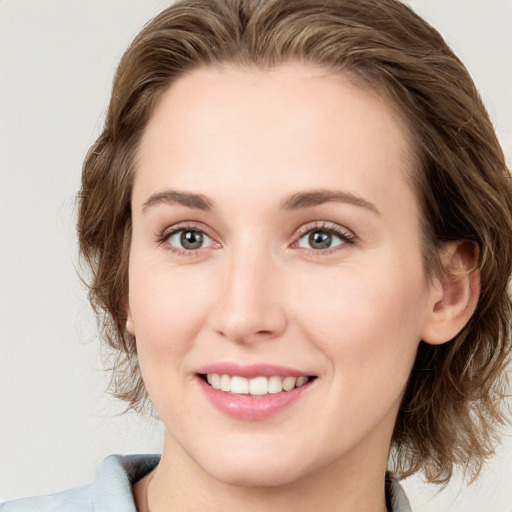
421, 241, 480, 345
126, 316, 135, 336
125, 301, 135, 336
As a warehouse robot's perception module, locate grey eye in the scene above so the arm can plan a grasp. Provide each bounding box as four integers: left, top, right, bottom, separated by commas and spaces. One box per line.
309, 231, 331, 249
168, 230, 213, 250
298, 230, 343, 250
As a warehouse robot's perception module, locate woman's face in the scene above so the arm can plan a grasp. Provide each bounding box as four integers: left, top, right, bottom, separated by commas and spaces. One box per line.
128, 65, 437, 486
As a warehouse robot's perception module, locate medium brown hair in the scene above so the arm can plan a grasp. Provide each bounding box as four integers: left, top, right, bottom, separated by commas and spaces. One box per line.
78, 0, 512, 484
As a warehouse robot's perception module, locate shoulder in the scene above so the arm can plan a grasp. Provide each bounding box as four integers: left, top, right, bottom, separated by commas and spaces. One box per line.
385, 472, 412, 512
1, 454, 160, 512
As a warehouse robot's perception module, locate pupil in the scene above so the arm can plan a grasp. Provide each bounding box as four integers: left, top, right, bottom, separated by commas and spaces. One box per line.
180, 230, 203, 249
309, 231, 332, 249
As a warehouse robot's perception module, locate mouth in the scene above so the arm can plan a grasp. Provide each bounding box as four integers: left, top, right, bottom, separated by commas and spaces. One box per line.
196, 363, 317, 419
199, 373, 315, 396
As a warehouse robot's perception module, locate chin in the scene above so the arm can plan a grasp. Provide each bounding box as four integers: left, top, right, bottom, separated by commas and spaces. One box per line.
210, 464, 305, 488
197, 447, 312, 488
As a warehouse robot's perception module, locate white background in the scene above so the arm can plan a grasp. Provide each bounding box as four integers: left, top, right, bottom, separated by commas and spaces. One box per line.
1, 1, 511, 510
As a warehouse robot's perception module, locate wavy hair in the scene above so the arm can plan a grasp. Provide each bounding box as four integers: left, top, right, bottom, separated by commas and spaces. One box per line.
78, 0, 512, 483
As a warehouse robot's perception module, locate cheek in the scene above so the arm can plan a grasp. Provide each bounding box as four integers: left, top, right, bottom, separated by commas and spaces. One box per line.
128, 262, 222, 421
128, 260, 216, 368
294, 262, 428, 381
297, 269, 428, 450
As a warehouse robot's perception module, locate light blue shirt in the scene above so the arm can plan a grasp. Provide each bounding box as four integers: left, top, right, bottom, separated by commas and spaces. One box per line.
1, 454, 411, 511
1, 455, 159, 512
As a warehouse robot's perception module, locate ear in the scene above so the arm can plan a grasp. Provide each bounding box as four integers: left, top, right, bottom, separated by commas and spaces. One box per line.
421, 241, 480, 345
125, 298, 135, 336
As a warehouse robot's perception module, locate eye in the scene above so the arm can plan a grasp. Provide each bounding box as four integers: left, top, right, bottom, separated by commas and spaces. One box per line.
295, 223, 355, 252
166, 229, 215, 251
298, 230, 342, 250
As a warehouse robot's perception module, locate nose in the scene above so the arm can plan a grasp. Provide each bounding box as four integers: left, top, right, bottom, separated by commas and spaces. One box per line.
210, 248, 288, 344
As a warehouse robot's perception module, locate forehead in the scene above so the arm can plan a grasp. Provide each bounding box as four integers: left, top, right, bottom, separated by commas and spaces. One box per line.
135, 64, 416, 217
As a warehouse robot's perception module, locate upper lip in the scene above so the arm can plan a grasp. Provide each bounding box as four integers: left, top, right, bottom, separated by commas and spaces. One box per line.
196, 362, 314, 379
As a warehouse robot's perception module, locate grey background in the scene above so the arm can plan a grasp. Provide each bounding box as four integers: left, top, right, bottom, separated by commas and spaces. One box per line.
1, 1, 511, 510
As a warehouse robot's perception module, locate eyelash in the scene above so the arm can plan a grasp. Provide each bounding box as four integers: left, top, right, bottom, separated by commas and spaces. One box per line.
293, 221, 357, 255
157, 221, 218, 257
156, 220, 356, 257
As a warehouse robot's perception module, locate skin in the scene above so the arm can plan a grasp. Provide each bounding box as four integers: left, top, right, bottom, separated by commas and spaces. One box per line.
127, 65, 478, 512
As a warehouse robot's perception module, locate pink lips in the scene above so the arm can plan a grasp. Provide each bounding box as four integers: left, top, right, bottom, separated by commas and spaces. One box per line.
197, 362, 310, 378
196, 362, 315, 421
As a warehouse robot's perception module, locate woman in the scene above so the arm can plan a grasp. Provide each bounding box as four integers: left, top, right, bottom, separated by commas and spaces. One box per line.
3, 0, 511, 510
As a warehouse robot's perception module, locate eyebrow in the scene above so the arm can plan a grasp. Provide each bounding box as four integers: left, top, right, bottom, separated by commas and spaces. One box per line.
142, 190, 213, 212
282, 189, 379, 214
141, 188, 379, 215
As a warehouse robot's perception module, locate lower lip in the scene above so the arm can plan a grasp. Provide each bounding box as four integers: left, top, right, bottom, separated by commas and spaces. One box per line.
197, 376, 314, 420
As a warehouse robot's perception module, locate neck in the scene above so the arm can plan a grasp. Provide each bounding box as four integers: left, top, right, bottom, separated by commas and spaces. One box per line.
140, 431, 390, 512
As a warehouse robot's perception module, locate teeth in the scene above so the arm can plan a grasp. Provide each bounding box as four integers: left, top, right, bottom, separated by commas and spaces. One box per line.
268, 375, 283, 394
296, 376, 308, 387
282, 376, 296, 391
230, 376, 249, 394
249, 376, 268, 395
210, 373, 221, 389
204, 373, 311, 395
220, 374, 231, 392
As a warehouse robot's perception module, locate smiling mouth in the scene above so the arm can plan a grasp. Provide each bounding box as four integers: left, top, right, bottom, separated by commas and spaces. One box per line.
199, 373, 315, 396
